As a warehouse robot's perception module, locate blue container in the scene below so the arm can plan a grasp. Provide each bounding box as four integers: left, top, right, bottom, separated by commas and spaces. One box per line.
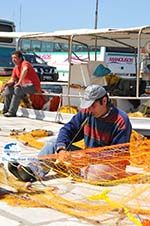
41, 84, 62, 94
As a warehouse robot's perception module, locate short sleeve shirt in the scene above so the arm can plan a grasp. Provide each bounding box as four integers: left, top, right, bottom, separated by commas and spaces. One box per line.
12, 60, 41, 92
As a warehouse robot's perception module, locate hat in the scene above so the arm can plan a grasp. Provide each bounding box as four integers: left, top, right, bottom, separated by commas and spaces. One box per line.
80, 84, 107, 109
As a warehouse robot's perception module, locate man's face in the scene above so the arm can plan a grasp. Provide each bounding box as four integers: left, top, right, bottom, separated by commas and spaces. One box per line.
88, 97, 107, 118
12, 54, 22, 66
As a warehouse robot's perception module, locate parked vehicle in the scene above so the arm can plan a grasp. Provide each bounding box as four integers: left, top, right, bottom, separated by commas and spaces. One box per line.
0, 19, 16, 76
19, 39, 137, 82
23, 52, 59, 82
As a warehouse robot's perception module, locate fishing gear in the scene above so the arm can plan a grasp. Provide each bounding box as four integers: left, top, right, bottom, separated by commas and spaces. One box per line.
66, 117, 88, 151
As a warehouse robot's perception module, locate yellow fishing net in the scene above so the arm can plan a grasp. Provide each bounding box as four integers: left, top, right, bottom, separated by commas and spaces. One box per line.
10, 129, 53, 149
0, 129, 149, 225
59, 105, 78, 114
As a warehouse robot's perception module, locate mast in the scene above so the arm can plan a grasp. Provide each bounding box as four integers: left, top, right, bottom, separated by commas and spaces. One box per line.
94, 0, 99, 60
95, 0, 99, 29
19, 3, 22, 31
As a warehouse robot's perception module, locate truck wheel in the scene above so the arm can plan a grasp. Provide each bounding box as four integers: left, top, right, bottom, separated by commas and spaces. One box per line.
53, 73, 59, 82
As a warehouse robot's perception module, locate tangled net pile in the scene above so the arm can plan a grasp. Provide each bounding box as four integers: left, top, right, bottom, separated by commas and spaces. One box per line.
0, 130, 150, 225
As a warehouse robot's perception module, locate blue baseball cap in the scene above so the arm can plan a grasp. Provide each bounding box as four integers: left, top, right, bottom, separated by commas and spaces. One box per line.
80, 84, 107, 109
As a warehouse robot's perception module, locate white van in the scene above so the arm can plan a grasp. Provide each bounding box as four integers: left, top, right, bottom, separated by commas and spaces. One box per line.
100, 46, 137, 76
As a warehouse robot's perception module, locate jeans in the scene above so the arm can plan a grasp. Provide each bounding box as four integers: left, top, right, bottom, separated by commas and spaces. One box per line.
3, 84, 36, 115
38, 137, 57, 157
28, 137, 81, 177
38, 137, 81, 157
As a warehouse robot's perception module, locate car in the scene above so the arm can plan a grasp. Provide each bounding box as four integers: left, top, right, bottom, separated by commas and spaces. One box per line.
22, 53, 59, 82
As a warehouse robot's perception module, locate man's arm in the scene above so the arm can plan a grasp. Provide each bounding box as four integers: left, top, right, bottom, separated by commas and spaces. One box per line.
15, 65, 28, 87
0, 76, 16, 92
112, 120, 132, 145
56, 111, 86, 151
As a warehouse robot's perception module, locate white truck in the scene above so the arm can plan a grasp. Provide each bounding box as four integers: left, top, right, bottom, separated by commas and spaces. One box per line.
99, 46, 137, 76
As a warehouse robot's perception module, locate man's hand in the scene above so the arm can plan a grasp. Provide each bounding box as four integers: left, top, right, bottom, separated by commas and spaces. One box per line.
0, 81, 14, 93
0, 84, 6, 93
57, 150, 71, 162
14, 82, 21, 87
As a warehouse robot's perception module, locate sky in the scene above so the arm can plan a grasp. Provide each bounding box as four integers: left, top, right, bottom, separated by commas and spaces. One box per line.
0, 0, 150, 32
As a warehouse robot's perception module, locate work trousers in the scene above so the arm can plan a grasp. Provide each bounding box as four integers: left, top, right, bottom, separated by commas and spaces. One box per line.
3, 84, 36, 115
28, 136, 81, 177
38, 136, 81, 157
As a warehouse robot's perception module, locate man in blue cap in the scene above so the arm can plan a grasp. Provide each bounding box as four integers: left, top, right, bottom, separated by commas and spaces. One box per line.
8, 84, 132, 182
40, 84, 132, 153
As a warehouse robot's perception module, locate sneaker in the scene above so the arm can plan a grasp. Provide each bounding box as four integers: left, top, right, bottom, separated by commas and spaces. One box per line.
4, 112, 16, 117
2, 110, 8, 115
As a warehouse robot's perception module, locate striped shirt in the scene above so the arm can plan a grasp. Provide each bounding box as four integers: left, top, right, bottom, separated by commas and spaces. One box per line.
56, 104, 132, 149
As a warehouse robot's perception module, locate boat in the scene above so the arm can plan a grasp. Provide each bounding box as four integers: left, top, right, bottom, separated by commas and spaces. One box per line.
0, 27, 150, 226
1, 26, 150, 135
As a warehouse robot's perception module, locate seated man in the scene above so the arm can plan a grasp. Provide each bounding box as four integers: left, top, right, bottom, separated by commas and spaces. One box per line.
2, 51, 42, 117
8, 84, 132, 182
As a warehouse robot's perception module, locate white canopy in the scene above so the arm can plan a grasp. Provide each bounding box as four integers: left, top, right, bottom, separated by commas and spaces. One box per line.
17, 26, 150, 48
1, 26, 150, 48
0, 31, 44, 39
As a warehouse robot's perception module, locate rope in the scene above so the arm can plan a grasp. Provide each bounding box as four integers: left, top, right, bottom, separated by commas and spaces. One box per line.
66, 118, 88, 151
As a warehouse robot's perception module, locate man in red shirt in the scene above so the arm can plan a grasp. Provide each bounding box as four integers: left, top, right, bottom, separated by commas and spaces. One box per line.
2, 51, 42, 117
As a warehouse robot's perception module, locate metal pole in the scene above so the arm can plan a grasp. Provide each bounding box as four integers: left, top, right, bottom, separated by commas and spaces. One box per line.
19, 3, 22, 31
95, 0, 99, 29
67, 36, 73, 106
94, 0, 99, 60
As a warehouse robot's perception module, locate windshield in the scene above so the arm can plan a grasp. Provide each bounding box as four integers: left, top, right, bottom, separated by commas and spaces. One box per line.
23, 54, 46, 64
0, 47, 15, 68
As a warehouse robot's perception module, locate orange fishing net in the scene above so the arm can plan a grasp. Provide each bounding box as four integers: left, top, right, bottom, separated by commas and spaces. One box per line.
0, 130, 149, 225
